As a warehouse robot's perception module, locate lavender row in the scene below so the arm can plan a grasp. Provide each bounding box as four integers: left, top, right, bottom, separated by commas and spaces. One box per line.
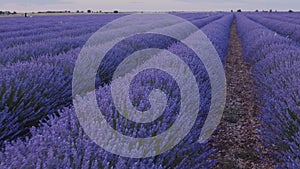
0, 48, 79, 145
0, 14, 219, 50
264, 14, 300, 25
0, 33, 91, 64
0, 14, 201, 145
0, 25, 99, 50
0, 15, 124, 48
0, 13, 233, 168
0, 13, 208, 40
246, 14, 300, 42
243, 12, 300, 25
174, 12, 221, 20
0, 106, 216, 169
0, 20, 90, 40
202, 14, 233, 64
0, 14, 122, 35
280, 12, 300, 19
0, 34, 217, 169
236, 14, 300, 168
0, 13, 228, 145
0, 14, 222, 65
186, 14, 223, 28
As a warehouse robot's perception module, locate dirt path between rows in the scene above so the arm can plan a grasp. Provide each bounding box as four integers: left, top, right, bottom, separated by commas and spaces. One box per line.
210, 20, 275, 169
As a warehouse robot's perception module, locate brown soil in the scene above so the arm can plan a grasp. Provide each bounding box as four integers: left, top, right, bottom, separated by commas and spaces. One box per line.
210, 20, 275, 169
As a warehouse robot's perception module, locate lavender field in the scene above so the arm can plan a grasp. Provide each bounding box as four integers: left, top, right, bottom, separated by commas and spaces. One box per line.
0, 12, 299, 169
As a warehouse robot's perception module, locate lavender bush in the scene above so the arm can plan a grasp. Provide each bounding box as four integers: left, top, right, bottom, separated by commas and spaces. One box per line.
0, 49, 78, 145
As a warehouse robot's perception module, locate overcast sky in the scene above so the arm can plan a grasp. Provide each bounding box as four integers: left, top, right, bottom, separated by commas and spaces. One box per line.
0, 0, 299, 12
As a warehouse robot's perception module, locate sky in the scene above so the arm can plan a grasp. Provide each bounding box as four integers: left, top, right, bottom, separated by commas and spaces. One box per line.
0, 0, 299, 12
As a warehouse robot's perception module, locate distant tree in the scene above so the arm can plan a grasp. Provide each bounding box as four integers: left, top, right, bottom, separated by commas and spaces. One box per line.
255, 9, 259, 12
289, 9, 293, 12
0, 11, 4, 15
230, 9, 233, 12
269, 9, 272, 12
87, 9, 92, 13
99, 10, 102, 13
76, 10, 80, 13
113, 10, 119, 13
237, 9, 242, 12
